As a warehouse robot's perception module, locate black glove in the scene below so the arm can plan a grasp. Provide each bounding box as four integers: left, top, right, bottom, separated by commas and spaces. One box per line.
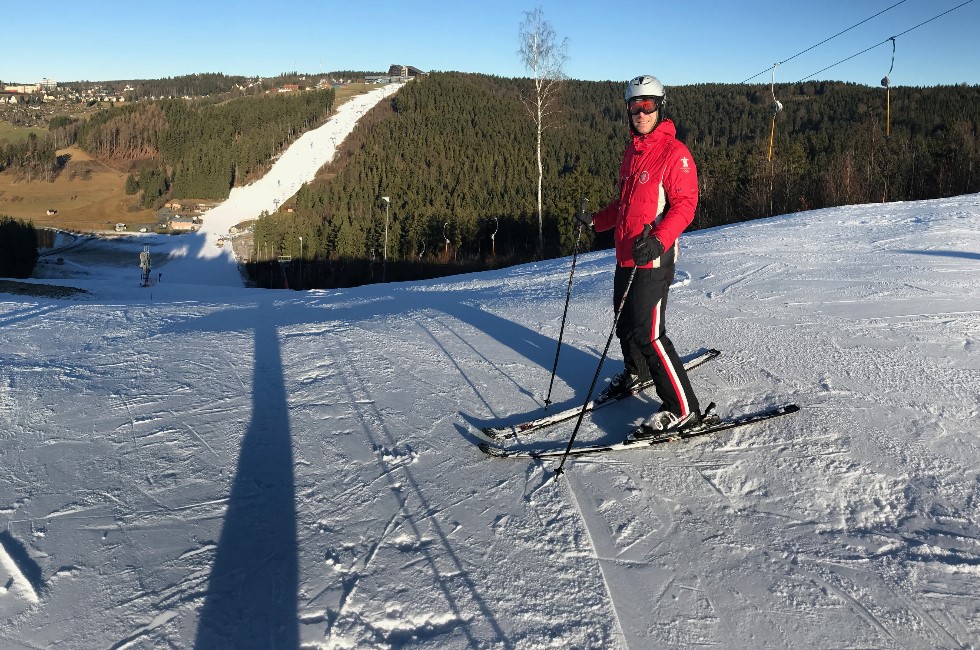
632, 229, 664, 266
574, 209, 593, 229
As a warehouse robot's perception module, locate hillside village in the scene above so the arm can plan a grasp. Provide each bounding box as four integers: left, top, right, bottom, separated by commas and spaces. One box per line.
0, 64, 424, 129
0, 77, 311, 128
0, 71, 421, 236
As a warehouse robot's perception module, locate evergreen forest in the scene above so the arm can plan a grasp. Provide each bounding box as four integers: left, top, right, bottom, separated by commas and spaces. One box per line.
52, 88, 337, 202
0, 216, 39, 278
250, 72, 979, 288
4, 86, 338, 207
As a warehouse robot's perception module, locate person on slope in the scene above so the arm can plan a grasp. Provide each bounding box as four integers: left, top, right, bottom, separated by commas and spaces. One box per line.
576, 74, 708, 437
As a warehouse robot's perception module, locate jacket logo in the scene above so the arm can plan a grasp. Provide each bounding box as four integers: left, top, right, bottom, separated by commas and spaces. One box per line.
680, 157, 690, 171
638, 171, 649, 184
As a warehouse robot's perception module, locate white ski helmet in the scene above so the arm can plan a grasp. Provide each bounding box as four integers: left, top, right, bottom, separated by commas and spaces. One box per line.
625, 75, 665, 102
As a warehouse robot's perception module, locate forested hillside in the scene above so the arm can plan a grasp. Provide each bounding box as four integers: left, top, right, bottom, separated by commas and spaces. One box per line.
60, 71, 380, 101
68, 89, 335, 204
1, 89, 337, 206
255, 73, 625, 275
252, 72, 980, 286
678, 81, 980, 224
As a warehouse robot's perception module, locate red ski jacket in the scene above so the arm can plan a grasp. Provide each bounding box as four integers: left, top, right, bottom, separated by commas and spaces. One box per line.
592, 118, 699, 268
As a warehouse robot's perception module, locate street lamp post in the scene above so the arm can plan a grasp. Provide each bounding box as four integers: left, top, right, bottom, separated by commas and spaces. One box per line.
381, 196, 390, 283
298, 236, 303, 291
491, 217, 499, 258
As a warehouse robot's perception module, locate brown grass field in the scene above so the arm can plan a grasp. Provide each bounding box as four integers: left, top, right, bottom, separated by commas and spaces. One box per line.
0, 84, 375, 232
0, 146, 158, 232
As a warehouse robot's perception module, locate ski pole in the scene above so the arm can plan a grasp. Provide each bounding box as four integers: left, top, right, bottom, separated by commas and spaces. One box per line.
554, 227, 647, 478
544, 197, 588, 407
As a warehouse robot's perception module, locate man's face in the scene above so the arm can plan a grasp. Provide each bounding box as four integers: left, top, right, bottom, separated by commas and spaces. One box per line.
628, 96, 660, 135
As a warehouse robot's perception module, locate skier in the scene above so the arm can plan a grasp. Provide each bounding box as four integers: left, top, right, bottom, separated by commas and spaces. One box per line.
576, 74, 705, 437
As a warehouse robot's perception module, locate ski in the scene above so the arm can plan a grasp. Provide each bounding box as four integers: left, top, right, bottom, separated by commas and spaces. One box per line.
479, 403, 799, 460
482, 348, 721, 440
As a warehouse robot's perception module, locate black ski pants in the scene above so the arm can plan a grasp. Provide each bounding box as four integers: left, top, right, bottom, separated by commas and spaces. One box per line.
613, 264, 700, 417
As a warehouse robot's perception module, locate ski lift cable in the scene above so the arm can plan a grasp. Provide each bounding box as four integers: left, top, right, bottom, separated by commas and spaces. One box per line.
797, 0, 975, 82
740, 0, 909, 84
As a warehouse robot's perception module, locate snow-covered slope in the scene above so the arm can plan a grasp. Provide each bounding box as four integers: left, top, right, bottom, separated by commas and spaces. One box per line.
2, 188, 979, 648
161, 83, 401, 288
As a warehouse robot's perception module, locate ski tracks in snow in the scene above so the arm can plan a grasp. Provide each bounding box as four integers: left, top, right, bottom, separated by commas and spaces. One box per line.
290, 322, 494, 647
285, 303, 623, 648
555, 421, 979, 648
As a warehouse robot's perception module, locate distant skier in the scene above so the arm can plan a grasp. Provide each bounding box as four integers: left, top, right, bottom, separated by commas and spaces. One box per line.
576, 74, 706, 437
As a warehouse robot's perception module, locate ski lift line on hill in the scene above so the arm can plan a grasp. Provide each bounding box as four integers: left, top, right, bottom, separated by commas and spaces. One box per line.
739, 0, 909, 84
796, 0, 975, 83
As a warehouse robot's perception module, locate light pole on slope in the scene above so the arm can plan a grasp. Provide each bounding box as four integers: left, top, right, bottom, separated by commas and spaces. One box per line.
381, 196, 390, 283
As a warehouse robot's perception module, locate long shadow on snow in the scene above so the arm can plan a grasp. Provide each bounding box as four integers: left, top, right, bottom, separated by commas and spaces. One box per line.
897, 249, 980, 261
153, 228, 243, 288
154, 284, 598, 645
175, 280, 605, 426
180, 299, 299, 649
284, 284, 611, 432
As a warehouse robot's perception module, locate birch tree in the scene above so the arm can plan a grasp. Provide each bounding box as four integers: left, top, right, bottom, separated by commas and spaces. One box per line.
518, 7, 568, 257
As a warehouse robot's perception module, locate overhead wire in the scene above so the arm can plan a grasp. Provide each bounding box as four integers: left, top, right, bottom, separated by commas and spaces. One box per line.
740, 0, 909, 84
797, 0, 975, 82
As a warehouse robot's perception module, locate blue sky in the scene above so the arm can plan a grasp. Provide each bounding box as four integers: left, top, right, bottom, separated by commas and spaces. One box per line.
5, 0, 978, 87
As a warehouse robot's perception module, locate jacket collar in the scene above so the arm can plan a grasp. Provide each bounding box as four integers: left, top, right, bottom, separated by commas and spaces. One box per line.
631, 118, 676, 150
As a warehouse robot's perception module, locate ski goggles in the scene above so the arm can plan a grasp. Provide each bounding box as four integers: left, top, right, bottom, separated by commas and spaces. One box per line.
627, 96, 662, 115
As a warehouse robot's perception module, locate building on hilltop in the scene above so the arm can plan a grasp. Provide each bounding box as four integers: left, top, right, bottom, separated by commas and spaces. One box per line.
387, 65, 425, 78
365, 66, 426, 85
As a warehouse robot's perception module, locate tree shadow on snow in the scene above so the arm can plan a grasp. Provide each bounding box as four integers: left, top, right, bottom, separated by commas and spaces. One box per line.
154, 228, 244, 287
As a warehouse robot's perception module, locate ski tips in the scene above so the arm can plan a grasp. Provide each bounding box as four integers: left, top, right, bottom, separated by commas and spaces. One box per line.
478, 442, 506, 458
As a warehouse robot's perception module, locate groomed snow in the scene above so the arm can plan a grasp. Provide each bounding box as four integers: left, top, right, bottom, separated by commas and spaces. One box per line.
1, 91, 979, 648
